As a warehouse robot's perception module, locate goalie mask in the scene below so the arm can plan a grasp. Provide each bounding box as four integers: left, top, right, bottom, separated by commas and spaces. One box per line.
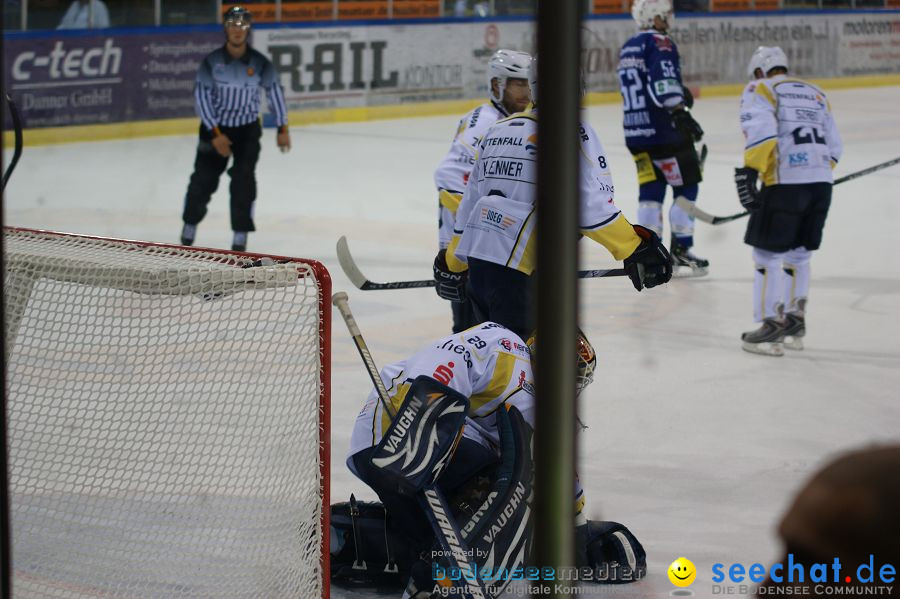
526, 330, 597, 395
488, 49, 533, 106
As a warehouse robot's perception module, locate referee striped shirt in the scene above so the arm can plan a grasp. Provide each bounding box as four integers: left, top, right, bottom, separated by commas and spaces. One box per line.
194, 46, 288, 131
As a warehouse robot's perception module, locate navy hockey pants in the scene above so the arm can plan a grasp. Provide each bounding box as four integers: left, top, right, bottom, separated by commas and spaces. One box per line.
744, 183, 832, 252
467, 257, 534, 340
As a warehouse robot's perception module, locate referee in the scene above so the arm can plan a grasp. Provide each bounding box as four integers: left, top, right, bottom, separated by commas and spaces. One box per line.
180, 6, 290, 252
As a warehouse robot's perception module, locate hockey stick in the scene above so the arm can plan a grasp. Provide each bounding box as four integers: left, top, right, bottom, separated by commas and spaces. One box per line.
2, 94, 23, 192
833, 155, 900, 185
676, 156, 900, 226
331, 292, 489, 599
337, 235, 626, 290
333, 291, 397, 420
674, 197, 750, 225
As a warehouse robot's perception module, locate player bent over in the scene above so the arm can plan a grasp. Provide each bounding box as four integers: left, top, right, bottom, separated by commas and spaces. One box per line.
433, 49, 532, 333
433, 57, 672, 339
735, 47, 843, 356
618, 0, 708, 276
341, 323, 646, 597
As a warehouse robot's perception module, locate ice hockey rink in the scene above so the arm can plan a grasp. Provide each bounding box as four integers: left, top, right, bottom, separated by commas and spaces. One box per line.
4, 85, 900, 598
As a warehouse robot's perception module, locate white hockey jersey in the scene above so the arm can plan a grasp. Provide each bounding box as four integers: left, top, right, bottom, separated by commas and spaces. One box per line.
740, 75, 843, 186
447, 111, 641, 275
434, 101, 508, 248
347, 322, 535, 463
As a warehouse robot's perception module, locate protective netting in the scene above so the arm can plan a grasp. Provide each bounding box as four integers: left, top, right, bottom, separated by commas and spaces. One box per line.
4, 228, 329, 598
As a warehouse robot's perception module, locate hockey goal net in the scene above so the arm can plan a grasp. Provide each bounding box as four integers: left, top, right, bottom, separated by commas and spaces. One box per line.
3, 227, 330, 598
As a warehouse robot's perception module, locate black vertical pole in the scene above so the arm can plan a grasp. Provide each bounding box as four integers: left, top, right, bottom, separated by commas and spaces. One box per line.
532, 0, 581, 596
2, 94, 12, 599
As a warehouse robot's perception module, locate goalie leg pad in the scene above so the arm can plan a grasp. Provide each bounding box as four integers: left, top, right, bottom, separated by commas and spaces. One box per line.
460, 406, 534, 597
370, 375, 470, 496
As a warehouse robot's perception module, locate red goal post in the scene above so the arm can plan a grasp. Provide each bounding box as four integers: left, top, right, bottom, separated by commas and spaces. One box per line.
3, 227, 331, 597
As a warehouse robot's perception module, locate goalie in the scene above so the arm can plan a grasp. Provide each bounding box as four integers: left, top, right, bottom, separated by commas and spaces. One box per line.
334, 322, 647, 597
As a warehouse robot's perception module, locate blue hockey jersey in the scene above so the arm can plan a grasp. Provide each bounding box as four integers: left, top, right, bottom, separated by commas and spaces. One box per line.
617, 30, 687, 149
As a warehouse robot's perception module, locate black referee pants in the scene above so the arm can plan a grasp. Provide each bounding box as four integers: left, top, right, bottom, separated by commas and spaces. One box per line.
183, 121, 261, 232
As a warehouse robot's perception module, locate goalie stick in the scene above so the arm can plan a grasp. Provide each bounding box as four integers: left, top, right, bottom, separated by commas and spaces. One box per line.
331, 292, 489, 599
676, 155, 900, 225
2, 94, 23, 192
337, 235, 626, 290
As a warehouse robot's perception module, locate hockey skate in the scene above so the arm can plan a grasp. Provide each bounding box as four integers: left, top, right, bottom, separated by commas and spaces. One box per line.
741, 318, 785, 357
180, 224, 196, 247
670, 237, 709, 278
780, 298, 806, 350
781, 313, 805, 350
231, 231, 248, 252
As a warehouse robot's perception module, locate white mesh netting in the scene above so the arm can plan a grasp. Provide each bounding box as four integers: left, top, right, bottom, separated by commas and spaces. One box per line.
4, 228, 329, 598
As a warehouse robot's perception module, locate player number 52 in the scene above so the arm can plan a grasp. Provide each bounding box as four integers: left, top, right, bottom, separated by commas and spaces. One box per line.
618, 68, 646, 112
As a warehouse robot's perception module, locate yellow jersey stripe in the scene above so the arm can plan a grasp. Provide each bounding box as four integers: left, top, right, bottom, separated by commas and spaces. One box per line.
744, 139, 778, 185
755, 82, 777, 107
470, 352, 517, 412
439, 189, 463, 214
505, 208, 537, 272
581, 213, 641, 261
446, 234, 468, 273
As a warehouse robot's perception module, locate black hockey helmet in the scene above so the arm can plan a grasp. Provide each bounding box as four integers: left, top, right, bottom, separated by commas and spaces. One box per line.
223, 6, 252, 29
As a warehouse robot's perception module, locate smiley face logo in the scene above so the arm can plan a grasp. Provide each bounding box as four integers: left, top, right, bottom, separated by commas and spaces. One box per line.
668, 557, 696, 587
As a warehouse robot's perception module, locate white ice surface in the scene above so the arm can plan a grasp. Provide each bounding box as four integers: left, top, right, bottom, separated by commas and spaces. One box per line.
5, 86, 900, 598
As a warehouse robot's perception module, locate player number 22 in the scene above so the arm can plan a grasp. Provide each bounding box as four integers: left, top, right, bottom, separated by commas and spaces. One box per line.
791, 126, 826, 146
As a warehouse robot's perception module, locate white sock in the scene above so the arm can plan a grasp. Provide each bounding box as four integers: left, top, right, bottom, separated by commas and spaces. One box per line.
752, 247, 785, 322
782, 247, 811, 314
669, 198, 695, 239
637, 201, 663, 237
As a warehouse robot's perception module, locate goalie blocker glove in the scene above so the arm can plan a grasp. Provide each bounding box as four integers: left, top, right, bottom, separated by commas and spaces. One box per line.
734, 166, 762, 210
623, 225, 673, 291
433, 249, 468, 303
671, 107, 704, 142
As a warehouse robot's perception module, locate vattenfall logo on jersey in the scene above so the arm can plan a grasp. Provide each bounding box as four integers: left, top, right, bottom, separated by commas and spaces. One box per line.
667, 555, 897, 596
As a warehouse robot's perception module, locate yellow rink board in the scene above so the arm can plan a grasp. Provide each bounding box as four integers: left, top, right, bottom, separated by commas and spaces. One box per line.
5, 74, 900, 148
